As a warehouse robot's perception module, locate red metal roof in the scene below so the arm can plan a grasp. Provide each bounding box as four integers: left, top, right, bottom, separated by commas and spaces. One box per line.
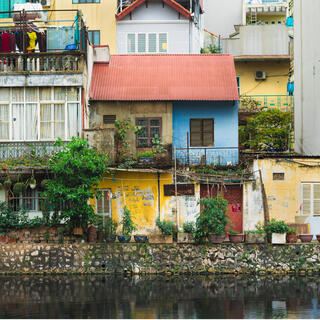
90, 54, 239, 101
116, 0, 191, 21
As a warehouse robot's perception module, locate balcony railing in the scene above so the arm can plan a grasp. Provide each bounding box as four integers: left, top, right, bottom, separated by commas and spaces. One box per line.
0, 52, 84, 74
240, 95, 293, 112
175, 147, 239, 166
0, 141, 68, 160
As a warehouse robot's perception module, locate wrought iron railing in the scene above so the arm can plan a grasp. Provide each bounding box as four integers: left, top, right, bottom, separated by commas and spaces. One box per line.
0, 52, 84, 73
175, 147, 239, 166
0, 141, 68, 160
240, 95, 293, 112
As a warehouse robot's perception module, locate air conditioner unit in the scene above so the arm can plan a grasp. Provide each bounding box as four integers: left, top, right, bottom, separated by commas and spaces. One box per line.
255, 70, 266, 80
41, 0, 50, 7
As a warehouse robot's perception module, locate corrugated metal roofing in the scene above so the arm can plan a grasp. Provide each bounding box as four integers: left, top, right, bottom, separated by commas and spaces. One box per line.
90, 54, 239, 101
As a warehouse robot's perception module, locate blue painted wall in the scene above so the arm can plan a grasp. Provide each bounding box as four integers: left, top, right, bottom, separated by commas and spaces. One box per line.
172, 101, 239, 165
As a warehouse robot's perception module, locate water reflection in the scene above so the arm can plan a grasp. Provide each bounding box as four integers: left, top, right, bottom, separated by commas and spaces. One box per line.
0, 275, 319, 318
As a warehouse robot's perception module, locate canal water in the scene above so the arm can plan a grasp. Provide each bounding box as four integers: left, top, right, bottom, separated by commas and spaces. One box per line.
0, 275, 319, 318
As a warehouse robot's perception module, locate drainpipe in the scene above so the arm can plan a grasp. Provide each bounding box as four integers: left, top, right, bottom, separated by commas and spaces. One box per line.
157, 172, 161, 218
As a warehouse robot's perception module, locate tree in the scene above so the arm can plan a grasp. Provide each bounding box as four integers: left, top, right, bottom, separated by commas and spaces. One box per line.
240, 109, 293, 152
42, 138, 109, 229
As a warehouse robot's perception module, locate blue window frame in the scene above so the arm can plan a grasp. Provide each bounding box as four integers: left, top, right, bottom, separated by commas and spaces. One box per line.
88, 30, 100, 46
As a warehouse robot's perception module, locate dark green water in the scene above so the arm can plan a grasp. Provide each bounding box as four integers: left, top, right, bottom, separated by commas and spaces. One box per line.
0, 275, 319, 318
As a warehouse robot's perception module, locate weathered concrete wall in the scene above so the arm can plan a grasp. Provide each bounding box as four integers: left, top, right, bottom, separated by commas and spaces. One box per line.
1, 243, 320, 274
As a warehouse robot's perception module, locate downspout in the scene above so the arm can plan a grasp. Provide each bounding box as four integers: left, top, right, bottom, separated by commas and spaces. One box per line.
82, 88, 85, 133
157, 172, 161, 218
189, 0, 193, 53
299, 0, 303, 153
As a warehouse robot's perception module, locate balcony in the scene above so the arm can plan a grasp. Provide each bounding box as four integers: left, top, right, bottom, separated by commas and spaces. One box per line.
0, 141, 68, 161
0, 52, 84, 74
240, 95, 293, 112
175, 147, 239, 166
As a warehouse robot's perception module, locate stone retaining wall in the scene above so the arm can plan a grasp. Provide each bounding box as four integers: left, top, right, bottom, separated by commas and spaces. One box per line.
1, 243, 320, 274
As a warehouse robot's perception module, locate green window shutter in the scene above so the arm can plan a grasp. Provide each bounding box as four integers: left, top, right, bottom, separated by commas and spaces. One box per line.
190, 119, 202, 147
127, 34, 135, 53
202, 119, 214, 146
159, 33, 167, 53
148, 33, 156, 53
138, 33, 146, 53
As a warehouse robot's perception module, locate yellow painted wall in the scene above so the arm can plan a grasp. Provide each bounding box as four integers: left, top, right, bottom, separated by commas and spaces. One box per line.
49, 0, 117, 53
236, 60, 289, 96
259, 158, 320, 224
91, 171, 174, 234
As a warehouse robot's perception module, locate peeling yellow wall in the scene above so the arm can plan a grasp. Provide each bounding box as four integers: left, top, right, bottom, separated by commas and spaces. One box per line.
236, 60, 290, 96
91, 171, 173, 234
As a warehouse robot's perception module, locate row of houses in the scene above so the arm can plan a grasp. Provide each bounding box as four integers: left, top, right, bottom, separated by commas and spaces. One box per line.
0, 0, 318, 236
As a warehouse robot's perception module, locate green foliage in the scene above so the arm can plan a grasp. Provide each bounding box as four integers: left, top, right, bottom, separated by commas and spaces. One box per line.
0, 152, 49, 168
137, 151, 154, 160
114, 118, 141, 163
182, 221, 195, 234
121, 206, 137, 236
194, 196, 230, 243
151, 134, 166, 155
240, 109, 293, 152
41, 137, 109, 229
266, 218, 289, 234
156, 216, 174, 235
201, 44, 221, 53
12, 182, 27, 195
94, 215, 118, 237
0, 202, 29, 233
287, 227, 297, 235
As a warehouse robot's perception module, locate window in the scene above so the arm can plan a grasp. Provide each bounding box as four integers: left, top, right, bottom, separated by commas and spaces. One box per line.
136, 118, 161, 147
301, 183, 320, 216
88, 30, 100, 46
127, 33, 167, 53
273, 172, 284, 180
190, 119, 214, 147
103, 115, 116, 124
0, 87, 80, 141
236, 76, 240, 95
72, 0, 100, 3
96, 189, 112, 217
9, 188, 42, 212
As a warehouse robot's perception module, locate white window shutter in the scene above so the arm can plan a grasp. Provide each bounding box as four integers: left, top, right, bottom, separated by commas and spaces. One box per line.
302, 184, 311, 215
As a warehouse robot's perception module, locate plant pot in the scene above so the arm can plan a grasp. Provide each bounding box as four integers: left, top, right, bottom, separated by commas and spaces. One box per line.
118, 235, 131, 243
148, 234, 173, 244
177, 232, 194, 244
105, 235, 117, 243
209, 234, 225, 244
271, 233, 286, 244
299, 234, 313, 243
245, 233, 266, 244
97, 231, 104, 242
87, 226, 97, 243
229, 234, 244, 243
286, 234, 298, 243
73, 227, 83, 236
138, 157, 153, 163
0, 235, 6, 243
134, 235, 148, 243
7, 237, 17, 243
316, 235, 320, 243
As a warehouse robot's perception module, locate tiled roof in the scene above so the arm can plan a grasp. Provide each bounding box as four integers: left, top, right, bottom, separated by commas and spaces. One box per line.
90, 54, 239, 101
116, 0, 191, 21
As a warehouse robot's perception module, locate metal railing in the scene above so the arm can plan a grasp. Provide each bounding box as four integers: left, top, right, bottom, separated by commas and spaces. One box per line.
0, 141, 68, 160
240, 95, 293, 112
0, 52, 84, 73
175, 147, 239, 166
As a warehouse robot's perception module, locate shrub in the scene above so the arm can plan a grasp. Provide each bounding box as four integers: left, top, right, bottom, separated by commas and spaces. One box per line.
194, 196, 230, 243
0, 202, 29, 233
121, 206, 136, 236
183, 221, 195, 234
266, 218, 289, 234
102, 216, 118, 237
287, 227, 297, 235
156, 217, 174, 235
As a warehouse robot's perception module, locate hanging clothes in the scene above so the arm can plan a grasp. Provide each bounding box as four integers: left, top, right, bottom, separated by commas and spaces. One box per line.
1, 32, 11, 53
10, 33, 16, 52
27, 31, 37, 52
37, 32, 47, 52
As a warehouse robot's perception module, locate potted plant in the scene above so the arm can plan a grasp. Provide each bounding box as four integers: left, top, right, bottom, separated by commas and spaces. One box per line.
118, 206, 136, 243
149, 217, 174, 244
134, 235, 148, 243
103, 216, 118, 242
12, 182, 27, 195
177, 221, 195, 243
3, 179, 12, 190
228, 230, 244, 243
0, 232, 6, 243
299, 234, 313, 243
245, 230, 266, 243
29, 177, 37, 190
266, 218, 289, 244
194, 196, 230, 244
137, 151, 154, 164
286, 228, 298, 243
